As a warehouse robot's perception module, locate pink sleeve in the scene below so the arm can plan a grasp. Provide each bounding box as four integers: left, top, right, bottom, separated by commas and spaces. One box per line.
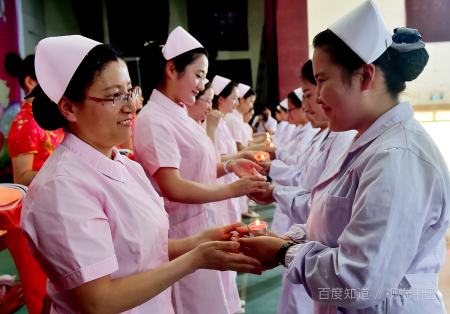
133, 116, 181, 175
225, 116, 244, 143
22, 176, 118, 290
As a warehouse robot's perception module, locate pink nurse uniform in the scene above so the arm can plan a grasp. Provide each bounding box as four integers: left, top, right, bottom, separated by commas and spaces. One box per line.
20, 132, 174, 314
133, 89, 238, 314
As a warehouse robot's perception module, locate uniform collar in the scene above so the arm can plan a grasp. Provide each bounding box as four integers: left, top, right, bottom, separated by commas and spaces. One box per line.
350, 101, 414, 153
150, 89, 189, 121
61, 132, 131, 182
233, 109, 243, 119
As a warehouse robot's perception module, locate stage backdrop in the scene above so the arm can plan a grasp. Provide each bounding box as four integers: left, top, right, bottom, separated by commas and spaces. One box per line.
0, 0, 22, 176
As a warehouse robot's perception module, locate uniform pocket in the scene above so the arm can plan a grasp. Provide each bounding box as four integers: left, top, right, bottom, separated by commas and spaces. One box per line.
168, 211, 209, 239
318, 192, 351, 246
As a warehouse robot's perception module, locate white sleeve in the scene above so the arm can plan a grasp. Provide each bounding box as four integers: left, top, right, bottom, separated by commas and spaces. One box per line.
285, 149, 446, 309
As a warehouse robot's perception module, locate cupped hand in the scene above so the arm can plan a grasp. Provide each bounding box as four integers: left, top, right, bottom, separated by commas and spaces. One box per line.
200, 222, 243, 243
238, 151, 259, 163
231, 226, 290, 241
237, 236, 288, 265
193, 241, 264, 275
258, 162, 271, 175
231, 176, 269, 197
229, 159, 262, 177
248, 185, 276, 205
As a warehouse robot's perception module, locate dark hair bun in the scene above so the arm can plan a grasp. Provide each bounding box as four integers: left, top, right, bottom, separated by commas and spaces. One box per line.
391, 47, 429, 82
31, 85, 67, 131
4, 53, 23, 78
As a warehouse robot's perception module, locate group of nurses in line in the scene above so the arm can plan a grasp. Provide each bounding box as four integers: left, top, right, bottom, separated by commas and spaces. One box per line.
133, 27, 272, 314
235, 1, 449, 313
20, 29, 268, 314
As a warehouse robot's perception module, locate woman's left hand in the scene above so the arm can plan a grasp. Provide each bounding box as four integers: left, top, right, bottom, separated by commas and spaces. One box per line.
229, 159, 263, 178
237, 236, 289, 265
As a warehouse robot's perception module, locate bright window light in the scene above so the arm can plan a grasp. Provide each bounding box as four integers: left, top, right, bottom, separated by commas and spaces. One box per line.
414, 112, 434, 122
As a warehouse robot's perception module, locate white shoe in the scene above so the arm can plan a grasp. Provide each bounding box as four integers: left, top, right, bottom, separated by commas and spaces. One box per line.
248, 200, 257, 207
242, 211, 260, 218
240, 300, 246, 307
235, 308, 245, 314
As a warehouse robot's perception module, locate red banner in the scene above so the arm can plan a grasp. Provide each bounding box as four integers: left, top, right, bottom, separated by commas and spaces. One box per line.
0, 0, 22, 173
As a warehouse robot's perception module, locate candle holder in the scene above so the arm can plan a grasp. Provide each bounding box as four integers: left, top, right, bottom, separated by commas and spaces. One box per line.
248, 220, 268, 237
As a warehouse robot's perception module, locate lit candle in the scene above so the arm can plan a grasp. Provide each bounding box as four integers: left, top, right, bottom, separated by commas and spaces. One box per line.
269, 142, 275, 147
248, 220, 268, 237
255, 152, 270, 162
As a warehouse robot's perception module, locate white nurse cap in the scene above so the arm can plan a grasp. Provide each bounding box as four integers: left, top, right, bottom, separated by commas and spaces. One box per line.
294, 87, 303, 101
237, 83, 251, 97
212, 75, 232, 96
279, 98, 288, 110
32, 35, 101, 104
162, 26, 204, 60
328, 0, 392, 64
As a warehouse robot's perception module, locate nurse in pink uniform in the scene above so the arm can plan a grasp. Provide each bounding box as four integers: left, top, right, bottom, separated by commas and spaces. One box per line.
20, 35, 263, 314
133, 27, 268, 314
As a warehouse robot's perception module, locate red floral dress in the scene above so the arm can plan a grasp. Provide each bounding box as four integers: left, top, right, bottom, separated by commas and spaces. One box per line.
7, 101, 65, 171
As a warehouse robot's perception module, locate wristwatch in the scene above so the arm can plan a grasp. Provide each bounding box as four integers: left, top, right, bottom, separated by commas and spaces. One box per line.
277, 241, 298, 267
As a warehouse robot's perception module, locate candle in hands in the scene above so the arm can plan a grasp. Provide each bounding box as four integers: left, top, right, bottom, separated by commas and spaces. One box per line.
255, 152, 270, 162
248, 220, 268, 237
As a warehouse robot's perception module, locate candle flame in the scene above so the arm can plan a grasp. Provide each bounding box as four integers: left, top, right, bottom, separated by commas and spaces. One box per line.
270, 143, 274, 147
260, 154, 265, 159
255, 220, 260, 226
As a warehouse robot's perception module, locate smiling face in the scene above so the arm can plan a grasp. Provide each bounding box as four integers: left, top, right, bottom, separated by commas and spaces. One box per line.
69, 59, 136, 154
300, 77, 328, 129
172, 54, 209, 106
313, 47, 365, 132
238, 94, 256, 114
218, 86, 239, 114
188, 86, 214, 122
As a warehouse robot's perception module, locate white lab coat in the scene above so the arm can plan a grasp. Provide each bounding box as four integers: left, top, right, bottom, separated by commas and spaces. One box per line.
273, 130, 356, 314
270, 128, 328, 236
273, 121, 296, 148
276, 123, 319, 167
252, 115, 278, 137
284, 102, 449, 314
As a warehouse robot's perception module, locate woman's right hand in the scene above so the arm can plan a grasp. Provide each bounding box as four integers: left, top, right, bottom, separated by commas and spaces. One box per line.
206, 109, 222, 131
191, 241, 264, 275
230, 176, 269, 197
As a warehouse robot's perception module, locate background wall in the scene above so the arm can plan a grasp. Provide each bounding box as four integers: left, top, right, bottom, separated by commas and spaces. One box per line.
307, 0, 450, 106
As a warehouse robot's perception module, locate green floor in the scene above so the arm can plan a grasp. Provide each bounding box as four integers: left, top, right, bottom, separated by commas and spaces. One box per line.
0, 204, 282, 314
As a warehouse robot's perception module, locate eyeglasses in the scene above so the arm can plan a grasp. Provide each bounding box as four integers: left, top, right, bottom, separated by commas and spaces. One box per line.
197, 97, 212, 106
287, 107, 302, 114
85, 86, 141, 106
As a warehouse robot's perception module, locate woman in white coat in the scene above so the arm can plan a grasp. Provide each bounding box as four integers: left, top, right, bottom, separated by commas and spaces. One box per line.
133, 27, 268, 314
274, 90, 319, 167
252, 60, 356, 314
273, 99, 296, 148
236, 1, 449, 313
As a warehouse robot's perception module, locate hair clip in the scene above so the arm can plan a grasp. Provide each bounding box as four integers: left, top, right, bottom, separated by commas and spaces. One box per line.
386, 39, 390, 61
